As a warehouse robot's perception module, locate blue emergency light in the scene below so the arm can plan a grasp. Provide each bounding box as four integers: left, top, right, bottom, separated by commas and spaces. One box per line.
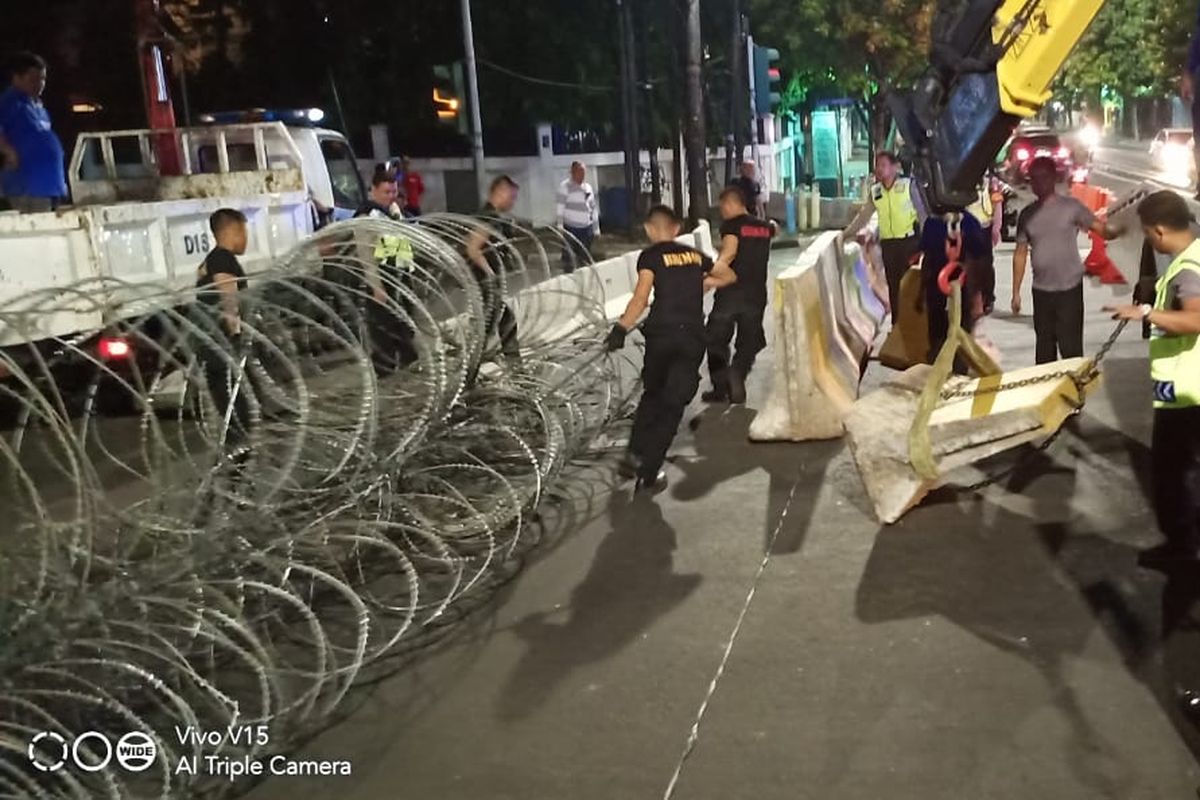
197, 108, 326, 126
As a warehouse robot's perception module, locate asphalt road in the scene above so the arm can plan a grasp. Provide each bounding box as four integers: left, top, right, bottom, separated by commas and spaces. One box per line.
238, 154, 1200, 800
10, 156, 1200, 798
1090, 140, 1195, 197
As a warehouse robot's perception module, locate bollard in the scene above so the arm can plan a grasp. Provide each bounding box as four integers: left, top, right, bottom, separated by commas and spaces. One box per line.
809, 186, 822, 230
785, 192, 798, 234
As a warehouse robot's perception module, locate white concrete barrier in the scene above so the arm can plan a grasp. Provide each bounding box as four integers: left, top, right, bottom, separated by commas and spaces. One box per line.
750, 225, 887, 442
514, 220, 715, 345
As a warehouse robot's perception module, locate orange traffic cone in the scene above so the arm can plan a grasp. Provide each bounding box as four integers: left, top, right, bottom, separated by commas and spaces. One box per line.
1071, 184, 1126, 285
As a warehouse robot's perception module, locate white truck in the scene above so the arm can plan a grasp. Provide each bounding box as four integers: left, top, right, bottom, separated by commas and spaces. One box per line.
0, 116, 367, 389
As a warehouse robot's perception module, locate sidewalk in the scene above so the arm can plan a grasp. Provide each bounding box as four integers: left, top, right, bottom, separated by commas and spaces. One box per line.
246, 244, 1200, 800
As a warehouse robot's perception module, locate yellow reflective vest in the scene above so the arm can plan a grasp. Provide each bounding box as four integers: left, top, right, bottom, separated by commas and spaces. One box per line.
374, 234, 414, 264
1151, 240, 1200, 409
870, 177, 919, 240
967, 183, 1001, 225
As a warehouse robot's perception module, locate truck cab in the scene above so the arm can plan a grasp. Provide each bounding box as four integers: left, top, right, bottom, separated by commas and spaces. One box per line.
195, 109, 368, 222
0, 112, 366, 400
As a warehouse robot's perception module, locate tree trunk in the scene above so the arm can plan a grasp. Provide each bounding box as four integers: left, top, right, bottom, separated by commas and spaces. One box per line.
635, 5, 662, 203
672, 116, 685, 214
685, 0, 709, 224
617, 0, 640, 233
725, 0, 743, 185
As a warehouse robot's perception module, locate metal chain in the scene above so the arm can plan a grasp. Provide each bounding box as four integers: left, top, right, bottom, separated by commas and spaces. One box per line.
939, 318, 1129, 402
943, 318, 1130, 492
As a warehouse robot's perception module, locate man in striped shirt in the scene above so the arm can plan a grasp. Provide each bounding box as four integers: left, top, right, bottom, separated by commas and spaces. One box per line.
557, 161, 600, 272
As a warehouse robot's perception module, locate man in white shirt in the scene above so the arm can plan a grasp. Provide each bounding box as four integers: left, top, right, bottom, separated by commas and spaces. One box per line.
556, 161, 600, 272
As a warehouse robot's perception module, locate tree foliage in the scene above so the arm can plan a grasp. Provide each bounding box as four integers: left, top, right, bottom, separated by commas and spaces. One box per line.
1058, 0, 1193, 100
747, 0, 935, 101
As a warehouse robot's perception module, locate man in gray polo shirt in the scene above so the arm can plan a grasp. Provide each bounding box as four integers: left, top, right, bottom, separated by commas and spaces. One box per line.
1012, 157, 1121, 363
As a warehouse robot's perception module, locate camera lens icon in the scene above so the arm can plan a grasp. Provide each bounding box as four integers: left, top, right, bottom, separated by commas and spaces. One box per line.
115, 732, 157, 772
28, 731, 68, 773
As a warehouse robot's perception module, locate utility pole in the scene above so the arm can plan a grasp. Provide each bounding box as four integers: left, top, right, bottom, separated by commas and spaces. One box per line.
725, 0, 743, 185
460, 0, 488, 207
617, 0, 640, 233
684, 0, 708, 224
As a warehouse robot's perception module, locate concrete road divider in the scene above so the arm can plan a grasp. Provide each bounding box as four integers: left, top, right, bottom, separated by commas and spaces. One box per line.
513, 221, 716, 345
845, 357, 1098, 524
750, 222, 887, 442
877, 269, 928, 370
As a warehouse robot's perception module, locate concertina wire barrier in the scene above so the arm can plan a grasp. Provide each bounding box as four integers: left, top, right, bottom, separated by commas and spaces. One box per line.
0, 215, 638, 798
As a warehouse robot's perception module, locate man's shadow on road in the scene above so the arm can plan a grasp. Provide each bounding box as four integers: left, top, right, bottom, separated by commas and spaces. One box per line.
496, 490, 702, 722
669, 404, 842, 555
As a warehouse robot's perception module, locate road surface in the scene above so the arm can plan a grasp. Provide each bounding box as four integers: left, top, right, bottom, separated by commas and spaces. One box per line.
1091, 140, 1194, 197
230, 154, 1200, 800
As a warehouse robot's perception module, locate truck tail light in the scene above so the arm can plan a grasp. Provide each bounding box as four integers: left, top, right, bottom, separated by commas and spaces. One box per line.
1015, 147, 1031, 162
98, 336, 133, 361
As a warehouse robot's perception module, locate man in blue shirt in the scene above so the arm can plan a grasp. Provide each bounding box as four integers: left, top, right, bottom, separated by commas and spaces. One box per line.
0, 52, 67, 212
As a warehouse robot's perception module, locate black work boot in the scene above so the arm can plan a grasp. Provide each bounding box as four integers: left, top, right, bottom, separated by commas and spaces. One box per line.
634, 470, 668, 495
617, 450, 642, 481
727, 368, 747, 405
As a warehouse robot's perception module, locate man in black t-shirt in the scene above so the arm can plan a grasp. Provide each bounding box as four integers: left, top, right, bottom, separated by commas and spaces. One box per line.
195, 208, 251, 450
466, 175, 522, 364
703, 186, 776, 404
606, 205, 737, 492
730, 160, 764, 218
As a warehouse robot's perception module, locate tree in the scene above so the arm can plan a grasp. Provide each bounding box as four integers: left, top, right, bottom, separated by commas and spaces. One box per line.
1057, 0, 1192, 134
747, 0, 936, 146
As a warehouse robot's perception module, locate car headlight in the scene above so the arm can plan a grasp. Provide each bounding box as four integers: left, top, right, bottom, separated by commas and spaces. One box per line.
1162, 143, 1192, 173
1080, 124, 1101, 149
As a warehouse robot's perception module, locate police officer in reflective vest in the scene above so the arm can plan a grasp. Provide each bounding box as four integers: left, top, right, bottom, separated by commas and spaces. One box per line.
355, 167, 418, 372
966, 172, 1005, 313
1107, 191, 1200, 570
871, 151, 926, 323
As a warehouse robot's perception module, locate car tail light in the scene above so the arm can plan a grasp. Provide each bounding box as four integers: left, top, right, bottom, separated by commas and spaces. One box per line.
1056, 146, 1070, 159
1016, 147, 1031, 161
98, 336, 132, 361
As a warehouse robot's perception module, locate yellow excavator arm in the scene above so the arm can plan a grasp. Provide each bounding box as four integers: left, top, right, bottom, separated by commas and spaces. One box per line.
893, 0, 1106, 212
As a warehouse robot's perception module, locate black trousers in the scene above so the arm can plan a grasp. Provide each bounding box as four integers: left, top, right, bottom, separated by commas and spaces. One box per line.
199, 345, 251, 448
561, 226, 594, 274
1032, 282, 1084, 364
880, 235, 919, 323
923, 274, 978, 367
1152, 406, 1200, 553
629, 327, 705, 482
706, 302, 767, 392
478, 273, 520, 358
368, 297, 418, 373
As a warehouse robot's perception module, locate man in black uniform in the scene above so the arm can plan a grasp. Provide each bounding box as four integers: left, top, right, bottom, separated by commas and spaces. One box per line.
195, 208, 251, 451
354, 167, 418, 373
702, 186, 775, 404
466, 175, 522, 363
607, 205, 737, 492
730, 160, 764, 218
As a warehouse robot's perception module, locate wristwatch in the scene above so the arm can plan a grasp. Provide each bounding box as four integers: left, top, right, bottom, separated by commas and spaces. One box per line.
1140, 303, 1153, 320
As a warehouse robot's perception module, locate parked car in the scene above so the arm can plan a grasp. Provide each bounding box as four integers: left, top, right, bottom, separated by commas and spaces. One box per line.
1149, 128, 1195, 178
1002, 129, 1073, 185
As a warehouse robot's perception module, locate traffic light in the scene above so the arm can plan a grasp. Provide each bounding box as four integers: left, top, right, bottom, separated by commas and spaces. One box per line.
432, 62, 467, 133
753, 45, 781, 116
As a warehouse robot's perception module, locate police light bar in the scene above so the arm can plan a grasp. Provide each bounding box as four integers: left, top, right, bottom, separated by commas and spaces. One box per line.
197, 108, 327, 126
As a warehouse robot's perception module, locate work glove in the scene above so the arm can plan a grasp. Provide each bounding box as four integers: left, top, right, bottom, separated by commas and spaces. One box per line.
605, 323, 628, 352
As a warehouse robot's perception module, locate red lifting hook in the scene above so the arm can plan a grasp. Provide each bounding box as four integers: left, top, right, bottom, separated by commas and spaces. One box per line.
938, 215, 965, 297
